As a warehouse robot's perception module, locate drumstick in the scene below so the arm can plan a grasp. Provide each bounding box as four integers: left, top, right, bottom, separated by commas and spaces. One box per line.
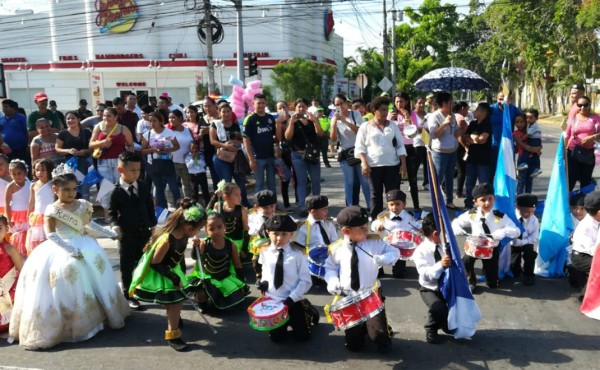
179, 289, 218, 334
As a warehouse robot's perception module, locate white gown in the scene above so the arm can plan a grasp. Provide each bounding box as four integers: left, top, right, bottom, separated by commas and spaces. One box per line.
8, 200, 130, 350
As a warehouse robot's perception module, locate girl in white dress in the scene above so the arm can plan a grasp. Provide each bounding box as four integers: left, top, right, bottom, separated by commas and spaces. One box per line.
5, 160, 30, 256
9, 171, 130, 350
26, 159, 55, 254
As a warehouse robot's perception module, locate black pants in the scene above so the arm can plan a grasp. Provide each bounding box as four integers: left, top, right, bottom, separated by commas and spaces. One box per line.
462, 246, 500, 288
572, 251, 593, 297
119, 228, 152, 296
344, 308, 392, 352
510, 244, 537, 278
405, 145, 419, 209
190, 173, 210, 206
456, 146, 466, 196
415, 146, 428, 187
419, 287, 448, 333
368, 164, 401, 219
269, 300, 312, 342
392, 259, 407, 278
567, 150, 595, 191
320, 133, 330, 166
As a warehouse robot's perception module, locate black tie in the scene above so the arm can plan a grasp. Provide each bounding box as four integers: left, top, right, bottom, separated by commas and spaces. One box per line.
128, 185, 137, 200
518, 217, 524, 239
392, 216, 402, 221
434, 245, 442, 262
274, 248, 284, 289
259, 216, 269, 238
480, 217, 491, 236
315, 221, 331, 245
350, 242, 360, 291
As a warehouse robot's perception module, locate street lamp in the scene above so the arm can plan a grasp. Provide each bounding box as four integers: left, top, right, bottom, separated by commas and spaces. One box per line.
17, 63, 32, 113
148, 60, 161, 97
81, 60, 94, 105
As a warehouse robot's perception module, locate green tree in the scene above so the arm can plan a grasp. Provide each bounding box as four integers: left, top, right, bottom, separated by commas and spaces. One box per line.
344, 47, 384, 102
271, 58, 336, 102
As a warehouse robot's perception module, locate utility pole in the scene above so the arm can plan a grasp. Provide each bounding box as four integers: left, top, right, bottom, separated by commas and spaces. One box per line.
382, 0, 389, 83
204, 0, 216, 94
391, 2, 397, 96
232, 0, 244, 84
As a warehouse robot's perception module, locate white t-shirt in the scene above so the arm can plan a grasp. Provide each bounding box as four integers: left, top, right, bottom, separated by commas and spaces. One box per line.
171, 127, 194, 164
145, 128, 175, 164
136, 118, 152, 142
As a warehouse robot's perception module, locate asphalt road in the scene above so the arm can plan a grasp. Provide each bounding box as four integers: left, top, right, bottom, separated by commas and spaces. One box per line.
1, 123, 599, 370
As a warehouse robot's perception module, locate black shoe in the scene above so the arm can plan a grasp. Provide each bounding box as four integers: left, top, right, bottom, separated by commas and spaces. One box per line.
378, 267, 385, 278
167, 337, 189, 352
309, 304, 320, 326
127, 297, 144, 311
325, 163, 332, 168
523, 275, 535, 286
426, 331, 442, 344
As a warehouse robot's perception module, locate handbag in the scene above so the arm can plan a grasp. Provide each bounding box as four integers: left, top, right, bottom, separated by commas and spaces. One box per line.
233, 151, 252, 176
217, 142, 238, 163
572, 145, 595, 165
297, 121, 320, 163
92, 123, 118, 159
338, 147, 361, 166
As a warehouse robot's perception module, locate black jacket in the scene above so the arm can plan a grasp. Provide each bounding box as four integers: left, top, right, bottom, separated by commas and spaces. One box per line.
108, 179, 157, 230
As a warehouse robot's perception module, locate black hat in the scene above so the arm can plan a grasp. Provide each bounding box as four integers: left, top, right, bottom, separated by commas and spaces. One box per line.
572, 84, 585, 91
255, 190, 277, 207
337, 206, 369, 227
584, 191, 600, 210
386, 189, 406, 202
306, 195, 328, 210
516, 194, 538, 208
264, 214, 297, 232
472, 183, 494, 200
570, 193, 586, 207
79, 99, 88, 105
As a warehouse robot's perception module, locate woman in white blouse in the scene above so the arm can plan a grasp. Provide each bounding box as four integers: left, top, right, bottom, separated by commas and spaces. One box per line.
355, 96, 407, 218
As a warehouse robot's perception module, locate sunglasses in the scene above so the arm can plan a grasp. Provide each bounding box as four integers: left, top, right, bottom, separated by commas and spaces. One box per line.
577, 103, 590, 108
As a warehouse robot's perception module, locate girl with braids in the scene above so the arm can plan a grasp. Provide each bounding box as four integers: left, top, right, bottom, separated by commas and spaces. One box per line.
129, 198, 207, 352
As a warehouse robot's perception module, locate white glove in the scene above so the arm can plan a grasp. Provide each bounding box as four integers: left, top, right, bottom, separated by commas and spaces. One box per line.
373, 254, 385, 266
327, 281, 342, 295
491, 230, 505, 241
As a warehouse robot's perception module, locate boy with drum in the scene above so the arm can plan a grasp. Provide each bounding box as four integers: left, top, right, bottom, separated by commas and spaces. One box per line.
296, 195, 338, 284
324, 206, 400, 353
452, 183, 520, 293
248, 190, 278, 281
413, 213, 452, 344
256, 214, 315, 342
511, 194, 539, 286
371, 190, 419, 278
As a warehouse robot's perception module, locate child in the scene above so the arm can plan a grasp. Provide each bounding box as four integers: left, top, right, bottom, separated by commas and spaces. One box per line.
413, 213, 452, 344
0, 155, 12, 216
215, 182, 249, 258
570, 191, 600, 301
524, 109, 543, 178
296, 195, 337, 284
570, 193, 586, 229
9, 173, 130, 350
108, 151, 157, 310
129, 199, 207, 351
371, 190, 418, 278
0, 215, 24, 331
30, 118, 61, 163
567, 193, 587, 288
185, 141, 210, 206
513, 113, 528, 173
5, 159, 31, 256
188, 213, 249, 311
514, 112, 543, 194
256, 214, 315, 342
452, 183, 520, 292
324, 206, 400, 353
248, 190, 278, 280
25, 159, 55, 254
511, 194, 539, 286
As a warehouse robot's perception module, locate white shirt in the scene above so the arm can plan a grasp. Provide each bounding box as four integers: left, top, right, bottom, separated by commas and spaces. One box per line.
296, 215, 338, 250
413, 238, 447, 291
572, 214, 600, 256
136, 118, 152, 142
248, 211, 269, 238
452, 208, 520, 241
354, 120, 407, 167
258, 243, 312, 302
427, 110, 460, 153
171, 126, 194, 164
324, 236, 400, 296
371, 209, 418, 234
334, 111, 363, 150
145, 128, 175, 164
413, 114, 426, 147
512, 209, 540, 249
118, 179, 137, 196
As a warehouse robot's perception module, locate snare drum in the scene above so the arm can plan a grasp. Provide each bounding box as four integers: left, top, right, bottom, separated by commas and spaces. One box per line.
404, 124, 418, 139
385, 230, 422, 260
308, 246, 329, 278
248, 297, 289, 331
464, 236, 499, 259
249, 237, 270, 256
327, 288, 384, 330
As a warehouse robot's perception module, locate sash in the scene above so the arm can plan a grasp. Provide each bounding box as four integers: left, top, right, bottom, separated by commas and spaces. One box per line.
47, 206, 85, 234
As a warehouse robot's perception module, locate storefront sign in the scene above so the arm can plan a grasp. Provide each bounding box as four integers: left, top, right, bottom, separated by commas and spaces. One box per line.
233, 52, 269, 58
169, 53, 188, 59
116, 82, 146, 87
59, 55, 79, 61
95, 53, 144, 59
324, 8, 334, 41
95, 0, 140, 34
1, 58, 27, 63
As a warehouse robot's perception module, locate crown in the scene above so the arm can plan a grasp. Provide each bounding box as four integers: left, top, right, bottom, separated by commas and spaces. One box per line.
52, 163, 75, 178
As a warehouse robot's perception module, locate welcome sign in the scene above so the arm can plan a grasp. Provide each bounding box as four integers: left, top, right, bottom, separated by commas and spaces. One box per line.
95, 0, 139, 34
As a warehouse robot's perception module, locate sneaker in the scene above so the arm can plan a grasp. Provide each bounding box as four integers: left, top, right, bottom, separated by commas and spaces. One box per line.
126, 297, 144, 311
446, 203, 459, 210
426, 331, 442, 344
530, 168, 543, 178
516, 163, 529, 171
167, 337, 189, 352
422, 184, 429, 191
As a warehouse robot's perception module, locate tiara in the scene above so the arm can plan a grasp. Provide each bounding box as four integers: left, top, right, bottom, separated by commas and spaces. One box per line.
52, 163, 75, 178
9, 159, 28, 172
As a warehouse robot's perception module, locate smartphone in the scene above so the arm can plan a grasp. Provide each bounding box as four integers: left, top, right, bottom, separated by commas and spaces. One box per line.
335, 107, 342, 116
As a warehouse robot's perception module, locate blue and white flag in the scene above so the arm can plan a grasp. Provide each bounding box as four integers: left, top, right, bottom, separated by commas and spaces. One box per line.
535, 133, 573, 277
427, 152, 482, 339
493, 103, 524, 279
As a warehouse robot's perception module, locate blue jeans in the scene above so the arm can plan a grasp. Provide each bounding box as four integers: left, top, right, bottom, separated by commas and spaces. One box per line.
431, 150, 457, 204
465, 163, 490, 208
339, 160, 370, 208
149, 161, 181, 209
517, 155, 540, 194
291, 151, 321, 209
212, 155, 250, 207
254, 157, 276, 196
97, 158, 120, 209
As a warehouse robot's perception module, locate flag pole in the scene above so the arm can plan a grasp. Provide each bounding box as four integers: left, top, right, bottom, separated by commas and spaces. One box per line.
426, 150, 449, 255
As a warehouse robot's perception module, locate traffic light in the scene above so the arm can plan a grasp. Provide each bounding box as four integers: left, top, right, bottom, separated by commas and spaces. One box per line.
248, 55, 258, 77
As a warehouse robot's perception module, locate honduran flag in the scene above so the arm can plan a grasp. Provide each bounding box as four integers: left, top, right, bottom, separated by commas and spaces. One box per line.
427, 151, 482, 339
581, 247, 600, 320
493, 102, 525, 279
